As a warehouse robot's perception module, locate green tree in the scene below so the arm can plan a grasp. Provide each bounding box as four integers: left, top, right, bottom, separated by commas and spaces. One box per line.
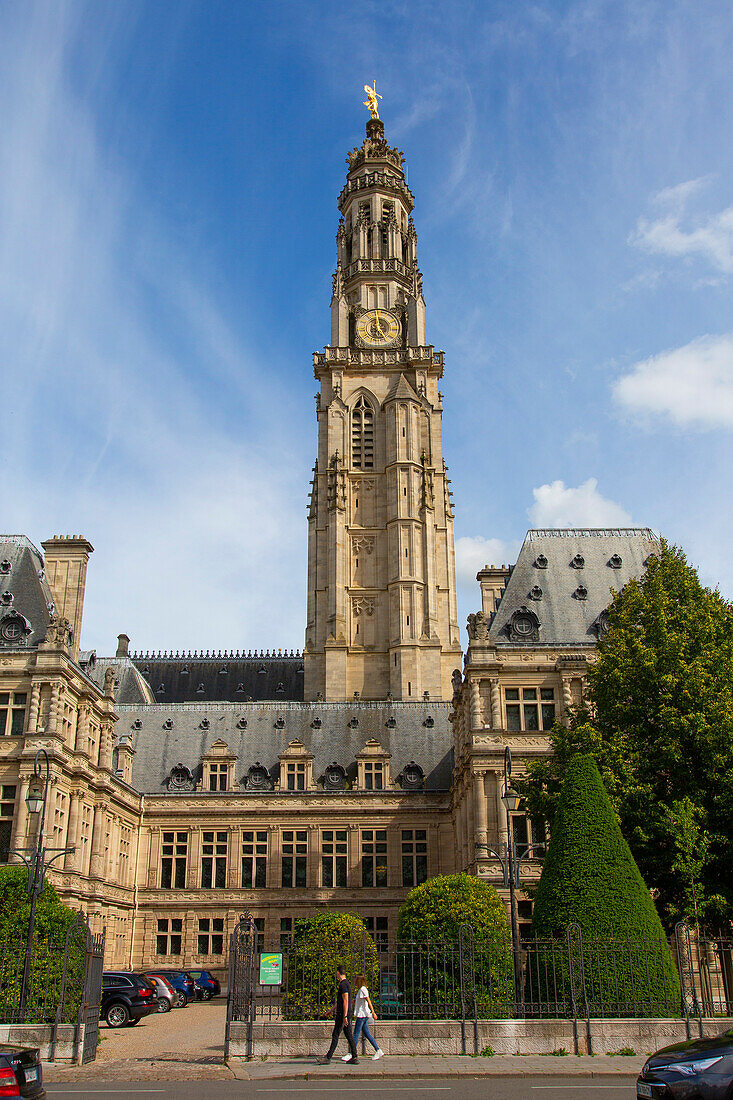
530, 755, 680, 1016
0, 867, 84, 1023
281, 911, 379, 1021
519, 542, 733, 931
397, 874, 514, 1018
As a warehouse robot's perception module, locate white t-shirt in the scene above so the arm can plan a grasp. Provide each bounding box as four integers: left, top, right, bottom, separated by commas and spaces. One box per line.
354, 985, 372, 1018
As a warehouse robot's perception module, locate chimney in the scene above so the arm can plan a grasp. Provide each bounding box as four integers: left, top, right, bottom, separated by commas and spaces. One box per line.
476, 564, 511, 616
116, 633, 130, 659
41, 536, 94, 663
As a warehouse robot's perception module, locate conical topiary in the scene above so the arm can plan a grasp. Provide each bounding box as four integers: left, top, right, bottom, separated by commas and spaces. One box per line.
530, 754, 680, 1017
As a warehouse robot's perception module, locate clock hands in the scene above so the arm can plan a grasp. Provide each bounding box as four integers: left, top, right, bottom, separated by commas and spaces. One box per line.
374, 311, 387, 338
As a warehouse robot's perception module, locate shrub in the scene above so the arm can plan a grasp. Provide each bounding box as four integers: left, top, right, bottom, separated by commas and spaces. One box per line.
530, 755, 681, 1017
397, 874, 514, 1019
281, 911, 379, 1021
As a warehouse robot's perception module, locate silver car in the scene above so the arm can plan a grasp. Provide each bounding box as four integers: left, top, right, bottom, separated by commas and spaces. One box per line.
147, 973, 175, 1013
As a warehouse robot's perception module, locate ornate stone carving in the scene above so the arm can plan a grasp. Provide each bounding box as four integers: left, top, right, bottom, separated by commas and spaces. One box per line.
327, 451, 347, 511
466, 611, 489, 641
352, 597, 375, 616
352, 536, 375, 556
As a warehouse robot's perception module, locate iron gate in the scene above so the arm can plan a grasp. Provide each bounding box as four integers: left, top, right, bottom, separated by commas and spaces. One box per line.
51, 919, 106, 1063
225, 915, 257, 1060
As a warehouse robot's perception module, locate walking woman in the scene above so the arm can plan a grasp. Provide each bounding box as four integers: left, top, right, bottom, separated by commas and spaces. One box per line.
343, 973, 384, 1060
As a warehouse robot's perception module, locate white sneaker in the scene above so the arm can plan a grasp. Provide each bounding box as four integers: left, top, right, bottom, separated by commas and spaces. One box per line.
341, 1054, 352, 1061
372, 1049, 384, 1060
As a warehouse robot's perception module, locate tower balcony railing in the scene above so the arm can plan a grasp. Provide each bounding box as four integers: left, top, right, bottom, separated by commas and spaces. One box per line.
313, 347, 444, 369
338, 170, 414, 209
342, 257, 412, 282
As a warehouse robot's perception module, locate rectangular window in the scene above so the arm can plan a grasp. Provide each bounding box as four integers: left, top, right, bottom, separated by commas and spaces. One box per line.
401, 829, 428, 887
361, 829, 387, 887
281, 829, 307, 888
208, 763, 229, 792
201, 831, 228, 888
504, 687, 556, 731
280, 917, 293, 950
241, 830, 267, 888
321, 829, 347, 888
0, 785, 14, 864
364, 916, 389, 953
363, 762, 383, 790
512, 815, 529, 857
254, 917, 265, 952
531, 817, 547, 857
156, 917, 183, 956
286, 762, 307, 791
0, 692, 27, 736
161, 831, 188, 889
197, 917, 224, 955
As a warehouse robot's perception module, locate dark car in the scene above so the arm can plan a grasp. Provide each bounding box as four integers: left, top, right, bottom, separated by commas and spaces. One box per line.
638, 1026, 733, 1099
143, 969, 195, 1008
187, 969, 221, 1000
0, 1045, 45, 1098
101, 971, 158, 1028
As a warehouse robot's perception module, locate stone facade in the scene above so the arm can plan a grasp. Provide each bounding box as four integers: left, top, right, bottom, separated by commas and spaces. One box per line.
0, 117, 659, 975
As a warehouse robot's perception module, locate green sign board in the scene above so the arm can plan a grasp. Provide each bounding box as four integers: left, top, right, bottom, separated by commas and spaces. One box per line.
259, 952, 283, 985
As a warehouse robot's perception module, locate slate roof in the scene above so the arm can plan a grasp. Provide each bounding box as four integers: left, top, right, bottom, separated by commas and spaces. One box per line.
0, 536, 54, 650
85, 656, 156, 705
116, 701, 453, 794
127, 653, 305, 703
488, 528, 660, 647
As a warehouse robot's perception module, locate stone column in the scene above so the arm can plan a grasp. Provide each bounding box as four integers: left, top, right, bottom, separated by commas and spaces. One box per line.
469, 680, 481, 729
495, 771, 509, 850
99, 722, 114, 771
464, 788, 475, 871
27, 683, 41, 734
348, 824, 361, 889
75, 704, 89, 756
47, 682, 61, 736
561, 675, 573, 724
473, 772, 488, 847
64, 791, 81, 871
226, 827, 237, 889
188, 827, 202, 890
387, 827, 401, 888
455, 798, 465, 871
307, 824, 319, 888
490, 679, 501, 730
89, 803, 105, 879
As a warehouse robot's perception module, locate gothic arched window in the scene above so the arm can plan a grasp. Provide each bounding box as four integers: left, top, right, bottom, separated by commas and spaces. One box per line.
352, 396, 374, 469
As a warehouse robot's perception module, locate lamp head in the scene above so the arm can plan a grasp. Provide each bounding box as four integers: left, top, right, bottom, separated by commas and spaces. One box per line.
501, 785, 522, 813
26, 781, 45, 815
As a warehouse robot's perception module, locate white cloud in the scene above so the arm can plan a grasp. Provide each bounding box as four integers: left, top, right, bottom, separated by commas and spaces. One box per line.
630, 178, 733, 274
528, 479, 632, 528
613, 334, 733, 429
455, 535, 520, 583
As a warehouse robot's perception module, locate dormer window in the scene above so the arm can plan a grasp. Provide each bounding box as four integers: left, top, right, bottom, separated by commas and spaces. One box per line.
352, 395, 374, 470
608, 554, 623, 569
357, 739, 391, 791
571, 554, 585, 569
278, 739, 314, 792
202, 739, 236, 792
534, 554, 548, 569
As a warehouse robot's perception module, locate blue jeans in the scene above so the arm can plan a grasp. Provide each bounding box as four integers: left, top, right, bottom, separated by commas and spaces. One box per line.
353, 1016, 379, 1051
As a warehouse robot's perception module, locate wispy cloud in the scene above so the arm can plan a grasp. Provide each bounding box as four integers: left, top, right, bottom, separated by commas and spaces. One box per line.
614, 334, 733, 430
630, 177, 733, 274
0, 4, 307, 654
528, 479, 632, 528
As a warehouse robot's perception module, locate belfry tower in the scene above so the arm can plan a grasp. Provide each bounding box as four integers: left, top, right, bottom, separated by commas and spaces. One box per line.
304, 110, 462, 702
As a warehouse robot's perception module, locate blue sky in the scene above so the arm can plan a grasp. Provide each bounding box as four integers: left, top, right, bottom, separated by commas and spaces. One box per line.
3, 0, 733, 655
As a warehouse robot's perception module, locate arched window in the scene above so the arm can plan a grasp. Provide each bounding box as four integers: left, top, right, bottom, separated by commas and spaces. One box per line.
352, 396, 374, 469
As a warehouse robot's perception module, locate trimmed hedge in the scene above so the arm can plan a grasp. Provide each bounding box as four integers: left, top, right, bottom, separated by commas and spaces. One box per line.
397, 874, 514, 1019
530, 755, 681, 1016
281, 911, 379, 1021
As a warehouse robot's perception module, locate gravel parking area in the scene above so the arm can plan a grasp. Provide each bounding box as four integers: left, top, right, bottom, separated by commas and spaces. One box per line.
45, 999, 233, 1082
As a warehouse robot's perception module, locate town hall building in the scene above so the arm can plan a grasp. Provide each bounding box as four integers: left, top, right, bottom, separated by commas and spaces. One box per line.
0, 105, 660, 972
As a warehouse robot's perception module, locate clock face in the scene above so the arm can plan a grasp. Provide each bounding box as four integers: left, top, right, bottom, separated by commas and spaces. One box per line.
356, 309, 400, 348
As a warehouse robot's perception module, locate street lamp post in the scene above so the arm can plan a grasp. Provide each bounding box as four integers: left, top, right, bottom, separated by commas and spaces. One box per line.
12, 749, 74, 1021
473, 746, 545, 1014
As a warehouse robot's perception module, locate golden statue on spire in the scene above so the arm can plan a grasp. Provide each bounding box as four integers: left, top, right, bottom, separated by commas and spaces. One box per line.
363, 80, 382, 119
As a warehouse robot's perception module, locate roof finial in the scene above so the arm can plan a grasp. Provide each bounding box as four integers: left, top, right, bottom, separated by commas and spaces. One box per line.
363, 80, 382, 120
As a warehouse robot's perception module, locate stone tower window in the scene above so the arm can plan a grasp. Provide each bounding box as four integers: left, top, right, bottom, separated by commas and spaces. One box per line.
352, 396, 374, 469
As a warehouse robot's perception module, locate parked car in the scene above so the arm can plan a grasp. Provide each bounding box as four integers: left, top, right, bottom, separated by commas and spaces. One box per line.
0, 1044, 45, 1098
143, 969, 195, 1008
101, 972, 158, 1028
638, 1026, 733, 1099
187, 969, 221, 1000
146, 973, 175, 1013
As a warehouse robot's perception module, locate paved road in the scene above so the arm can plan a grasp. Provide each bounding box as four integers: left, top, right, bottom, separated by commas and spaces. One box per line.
46, 1077, 640, 1098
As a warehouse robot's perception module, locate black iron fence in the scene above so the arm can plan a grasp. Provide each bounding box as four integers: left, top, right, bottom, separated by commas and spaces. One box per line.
228, 922, 733, 1029
0, 920, 105, 1064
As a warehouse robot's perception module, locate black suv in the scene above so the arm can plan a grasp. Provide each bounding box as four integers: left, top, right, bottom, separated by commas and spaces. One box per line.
0, 1045, 45, 1097
101, 971, 158, 1028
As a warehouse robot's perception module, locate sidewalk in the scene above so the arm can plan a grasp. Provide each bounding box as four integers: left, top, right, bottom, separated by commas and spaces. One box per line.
46, 1053, 646, 1083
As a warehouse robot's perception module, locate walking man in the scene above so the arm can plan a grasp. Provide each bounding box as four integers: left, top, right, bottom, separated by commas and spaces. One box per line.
317, 964, 359, 1064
